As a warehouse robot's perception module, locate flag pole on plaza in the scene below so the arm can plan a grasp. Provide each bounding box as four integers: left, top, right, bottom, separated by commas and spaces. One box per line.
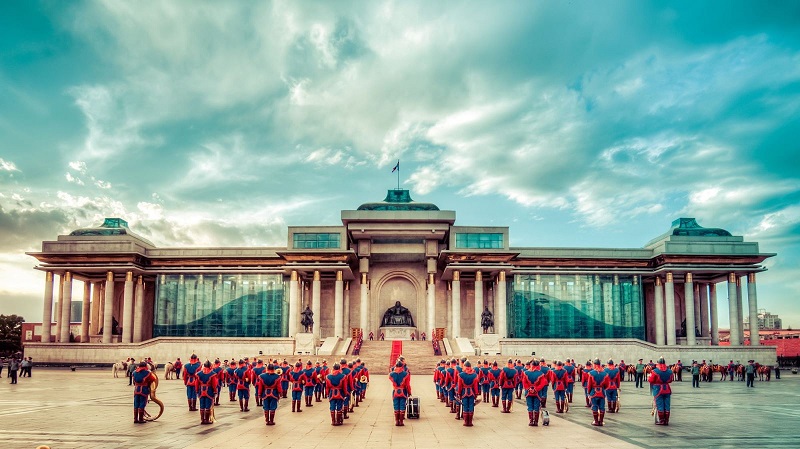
391, 160, 400, 190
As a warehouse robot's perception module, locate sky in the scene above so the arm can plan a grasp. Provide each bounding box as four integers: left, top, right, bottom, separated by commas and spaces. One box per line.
1, 1, 799, 329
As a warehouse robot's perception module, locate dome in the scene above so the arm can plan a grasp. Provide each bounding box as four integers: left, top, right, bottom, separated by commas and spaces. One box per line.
357, 189, 440, 211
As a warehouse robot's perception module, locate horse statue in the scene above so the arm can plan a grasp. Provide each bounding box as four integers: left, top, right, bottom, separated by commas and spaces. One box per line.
164, 361, 176, 380
112, 360, 128, 378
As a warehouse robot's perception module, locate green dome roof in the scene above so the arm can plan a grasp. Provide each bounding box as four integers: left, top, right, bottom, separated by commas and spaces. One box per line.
357, 189, 440, 211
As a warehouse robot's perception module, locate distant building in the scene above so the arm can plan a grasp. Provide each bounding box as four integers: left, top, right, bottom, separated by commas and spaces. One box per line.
744, 308, 783, 330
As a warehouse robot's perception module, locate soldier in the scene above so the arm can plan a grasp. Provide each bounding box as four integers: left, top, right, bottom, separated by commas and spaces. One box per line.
649, 356, 673, 425
564, 359, 576, 403
434, 360, 445, 400
522, 359, 549, 426
618, 360, 627, 382
445, 359, 457, 412
351, 360, 363, 407
302, 361, 317, 408
225, 360, 238, 402
183, 354, 201, 411
727, 360, 735, 381
132, 361, 157, 424
234, 359, 253, 412
359, 362, 370, 401
173, 357, 182, 380
488, 361, 503, 407
252, 359, 266, 407
550, 360, 569, 413
674, 359, 683, 382
212, 359, 224, 405
314, 361, 325, 402
339, 359, 353, 419
457, 361, 480, 426
581, 360, 592, 408
499, 359, 518, 413
326, 363, 347, 426
635, 358, 646, 388
389, 361, 412, 426
479, 360, 491, 403
289, 362, 306, 412
280, 359, 290, 398
691, 361, 701, 388
514, 359, 525, 399
539, 357, 551, 409
257, 363, 282, 426
604, 359, 621, 413
320, 360, 330, 398
195, 360, 218, 425
586, 358, 610, 426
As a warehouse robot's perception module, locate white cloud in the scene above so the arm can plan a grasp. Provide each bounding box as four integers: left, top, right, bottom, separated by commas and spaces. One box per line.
0, 158, 20, 172
65, 172, 84, 185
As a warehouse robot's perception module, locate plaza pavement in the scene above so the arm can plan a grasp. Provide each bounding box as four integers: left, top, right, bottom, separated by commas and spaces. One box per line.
0, 367, 798, 448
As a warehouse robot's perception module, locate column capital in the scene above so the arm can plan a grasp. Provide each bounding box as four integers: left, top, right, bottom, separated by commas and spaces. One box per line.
428, 273, 434, 284
655, 276, 662, 286
728, 272, 736, 283
126, 271, 133, 282
748, 273, 756, 283
106, 271, 114, 282
313, 270, 320, 281
475, 271, 482, 282
686, 272, 693, 283
46, 271, 53, 282
666, 272, 673, 283
64, 271, 72, 282
361, 272, 368, 284
291, 270, 298, 281
137, 275, 143, 285
336, 270, 343, 281
453, 270, 460, 281
498, 271, 506, 282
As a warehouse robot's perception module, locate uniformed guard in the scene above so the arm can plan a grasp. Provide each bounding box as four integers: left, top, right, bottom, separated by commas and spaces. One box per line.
234, 359, 253, 412
340, 359, 353, 419
257, 363, 282, 426
488, 361, 502, 407
479, 360, 491, 403
389, 361, 412, 426
195, 360, 218, 425
563, 359, 576, 404
212, 359, 223, 406
289, 362, 306, 412
539, 357, 551, 409
522, 359, 548, 426
514, 359, 525, 399
302, 361, 316, 407
457, 361, 480, 426
604, 359, 621, 413
183, 354, 201, 411
326, 363, 346, 426
314, 361, 325, 402
648, 356, 673, 425
132, 361, 157, 423
445, 359, 457, 412
499, 359, 518, 413
252, 360, 266, 407
320, 360, 330, 398
551, 360, 569, 413
586, 358, 610, 426
434, 360, 445, 400
226, 360, 238, 402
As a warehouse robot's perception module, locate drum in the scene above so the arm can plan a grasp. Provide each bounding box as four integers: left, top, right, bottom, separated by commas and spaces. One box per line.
406, 396, 420, 419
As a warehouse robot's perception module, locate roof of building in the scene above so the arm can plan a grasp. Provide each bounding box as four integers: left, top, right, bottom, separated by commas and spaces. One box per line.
356, 189, 440, 211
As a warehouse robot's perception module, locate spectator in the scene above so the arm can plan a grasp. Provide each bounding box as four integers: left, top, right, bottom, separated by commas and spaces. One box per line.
8, 358, 19, 384
20, 358, 30, 377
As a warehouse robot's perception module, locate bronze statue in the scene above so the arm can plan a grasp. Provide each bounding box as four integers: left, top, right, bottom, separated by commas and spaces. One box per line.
480, 307, 494, 333
301, 306, 314, 333
381, 301, 414, 327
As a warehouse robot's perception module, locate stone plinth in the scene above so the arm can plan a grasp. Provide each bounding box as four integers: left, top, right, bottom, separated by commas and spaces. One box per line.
476, 333, 501, 355
379, 326, 417, 340
294, 332, 317, 355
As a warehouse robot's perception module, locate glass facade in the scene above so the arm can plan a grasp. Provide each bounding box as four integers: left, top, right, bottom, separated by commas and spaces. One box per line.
153, 273, 287, 337
508, 274, 644, 339
455, 233, 504, 249
292, 233, 341, 249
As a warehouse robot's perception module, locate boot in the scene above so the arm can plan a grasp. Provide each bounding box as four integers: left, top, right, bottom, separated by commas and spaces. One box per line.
291, 401, 296, 412
501, 400, 509, 413
337, 411, 343, 425
591, 411, 600, 426
332, 411, 338, 426
663, 411, 670, 425
394, 411, 400, 426
608, 401, 614, 413
555, 400, 561, 413
450, 402, 456, 413
188, 399, 193, 411
343, 407, 349, 419
541, 398, 547, 409
516, 389, 521, 399
655, 411, 665, 425
349, 403, 354, 413
533, 411, 540, 426
598, 411, 605, 426
264, 410, 270, 426
192, 398, 198, 411
354, 396, 360, 407
307, 396, 313, 406
464, 412, 473, 427
215, 395, 220, 406
567, 392, 573, 403
455, 404, 461, 420
585, 396, 590, 408
316, 390, 321, 402
493, 397, 499, 407
268, 410, 276, 426
134, 409, 140, 423
398, 411, 405, 426
230, 391, 235, 402
296, 400, 302, 412
244, 399, 249, 412
239, 399, 244, 411
528, 411, 534, 426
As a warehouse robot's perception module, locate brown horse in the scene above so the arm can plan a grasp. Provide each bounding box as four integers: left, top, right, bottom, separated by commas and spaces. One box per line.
626, 365, 637, 381
758, 365, 771, 381
715, 364, 728, 381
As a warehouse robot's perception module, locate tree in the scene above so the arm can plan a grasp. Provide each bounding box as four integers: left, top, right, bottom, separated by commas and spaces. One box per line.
0, 314, 25, 356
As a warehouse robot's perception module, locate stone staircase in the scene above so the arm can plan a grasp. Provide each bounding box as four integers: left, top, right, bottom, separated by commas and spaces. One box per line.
353, 340, 442, 375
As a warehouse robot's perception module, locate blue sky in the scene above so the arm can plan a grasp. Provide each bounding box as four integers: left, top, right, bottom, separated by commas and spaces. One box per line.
1, 1, 799, 328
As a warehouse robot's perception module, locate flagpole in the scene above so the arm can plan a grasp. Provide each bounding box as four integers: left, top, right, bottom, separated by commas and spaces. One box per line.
397, 161, 400, 190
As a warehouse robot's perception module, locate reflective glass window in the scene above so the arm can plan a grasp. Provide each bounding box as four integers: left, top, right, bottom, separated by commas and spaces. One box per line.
455, 233, 503, 249
293, 233, 341, 249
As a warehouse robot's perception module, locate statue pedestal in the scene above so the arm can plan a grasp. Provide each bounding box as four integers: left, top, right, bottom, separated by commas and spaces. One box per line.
475, 333, 502, 355
379, 326, 417, 341
294, 333, 317, 355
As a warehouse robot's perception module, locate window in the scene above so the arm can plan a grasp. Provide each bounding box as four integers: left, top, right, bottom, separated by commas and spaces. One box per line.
293, 233, 341, 249
455, 233, 503, 249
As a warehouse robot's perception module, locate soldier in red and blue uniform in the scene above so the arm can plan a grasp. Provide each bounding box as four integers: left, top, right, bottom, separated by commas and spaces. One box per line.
580, 360, 592, 408
351, 360, 363, 407
564, 359, 576, 404
479, 360, 491, 403
280, 359, 290, 398
514, 359, 525, 399
359, 363, 370, 400
257, 363, 283, 426
289, 361, 307, 412
649, 356, 673, 425
499, 359, 518, 413
211, 359, 223, 406
226, 361, 238, 402
326, 363, 346, 426
252, 360, 266, 407
586, 358, 610, 426
320, 360, 330, 399
389, 361, 412, 426
434, 360, 445, 401
457, 361, 480, 426
182, 354, 201, 411
618, 360, 627, 382
234, 359, 252, 412
194, 360, 219, 425
132, 361, 157, 424
488, 361, 502, 407
445, 359, 457, 412
522, 359, 549, 426
302, 361, 317, 408
314, 361, 325, 403
538, 357, 551, 409
551, 360, 569, 413
604, 359, 621, 413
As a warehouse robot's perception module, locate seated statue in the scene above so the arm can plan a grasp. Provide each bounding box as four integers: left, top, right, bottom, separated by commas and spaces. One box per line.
300, 306, 314, 333
481, 307, 494, 333
381, 301, 414, 327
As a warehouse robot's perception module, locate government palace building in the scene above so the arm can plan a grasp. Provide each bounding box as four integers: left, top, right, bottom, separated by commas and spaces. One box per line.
24, 189, 778, 365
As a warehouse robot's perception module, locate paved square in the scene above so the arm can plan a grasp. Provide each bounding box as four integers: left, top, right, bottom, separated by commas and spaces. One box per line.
0, 367, 797, 448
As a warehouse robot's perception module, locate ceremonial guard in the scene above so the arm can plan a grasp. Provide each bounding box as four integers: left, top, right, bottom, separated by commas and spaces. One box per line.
648, 356, 673, 425
195, 360, 218, 425
173, 357, 182, 380
604, 359, 621, 413
314, 361, 325, 402
618, 360, 627, 382
226, 360, 238, 402
499, 359, 518, 413
479, 360, 491, 403
389, 361, 412, 426
320, 360, 330, 398
351, 361, 363, 407
550, 360, 569, 413
514, 360, 525, 399
521, 359, 549, 426
358, 362, 369, 400
280, 359, 291, 398
434, 360, 445, 400
326, 363, 347, 426
132, 361, 157, 424
183, 354, 201, 411
674, 360, 683, 381
234, 359, 253, 412
257, 363, 282, 426
339, 359, 354, 418
456, 361, 480, 426
303, 361, 317, 407
212, 359, 224, 405
289, 362, 307, 412
563, 359, 576, 403
538, 358, 551, 409
252, 360, 266, 407
586, 358, 610, 426
488, 361, 502, 407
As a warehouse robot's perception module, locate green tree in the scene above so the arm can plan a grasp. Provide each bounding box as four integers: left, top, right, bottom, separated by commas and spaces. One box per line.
0, 314, 25, 355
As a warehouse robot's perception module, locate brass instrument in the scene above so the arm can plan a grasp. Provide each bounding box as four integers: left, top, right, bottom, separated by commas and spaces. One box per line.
359, 375, 368, 384
143, 371, 164, 422
275, 368, 283, 375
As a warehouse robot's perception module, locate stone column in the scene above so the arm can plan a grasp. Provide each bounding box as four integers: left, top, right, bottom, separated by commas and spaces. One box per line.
664, 272, 676, 346
312, 271, 321, 339
747, 273, 760, 346
90, 282, 101, 335
334, 271, 344, 338
699, 283, 710, 338
54, 276, 63, 342
684, 273, 696, 346
133, 276, 144, 343
41, 272, 54, 344
102, 271, 115, 344
60, 271, 73, 344
446, 282, 453, 338
452, 271, 461, 338
288, 271, 299, 337
727, 273, 741, 346
81, 281, 91, 343
496, 272, 507, 338
474, 271, 484, 338
122, 272, 134, 343
427, 273, 436, 338
343, 281, 350, 334
736, 277, 745, 345
359, 273, 369, 333
710, 283, 719, 345
654, 276, 665, 346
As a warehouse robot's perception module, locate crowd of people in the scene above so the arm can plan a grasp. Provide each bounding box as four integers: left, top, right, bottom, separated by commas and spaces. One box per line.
0, 355, 33, 384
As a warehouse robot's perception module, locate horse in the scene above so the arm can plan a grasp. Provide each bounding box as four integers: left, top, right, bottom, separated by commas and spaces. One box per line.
700, 364, 712, 382
626, 365, 637, 381
112, 360, 128, 378
164, 361, 176, 380
758, 365, 771, 381
716, 364, 728, 381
